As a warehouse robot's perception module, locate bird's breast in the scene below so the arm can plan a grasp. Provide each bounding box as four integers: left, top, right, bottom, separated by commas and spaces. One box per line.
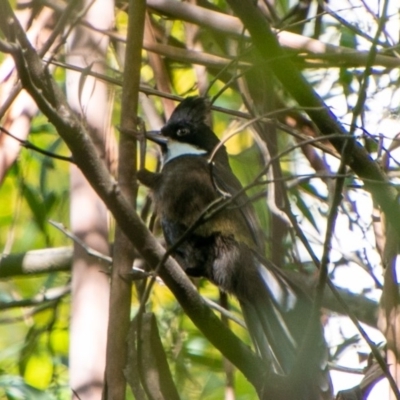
151, 156, 253, 247
153, 156, 217, 226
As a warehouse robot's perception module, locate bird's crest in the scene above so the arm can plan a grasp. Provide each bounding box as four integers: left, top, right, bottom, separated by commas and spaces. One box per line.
168, 96, 210, 126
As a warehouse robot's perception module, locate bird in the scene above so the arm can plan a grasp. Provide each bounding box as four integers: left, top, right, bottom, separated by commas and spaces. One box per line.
137, 96, 331, 399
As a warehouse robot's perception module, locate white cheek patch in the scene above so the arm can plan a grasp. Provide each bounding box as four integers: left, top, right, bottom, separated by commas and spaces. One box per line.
163, 139, 207, 166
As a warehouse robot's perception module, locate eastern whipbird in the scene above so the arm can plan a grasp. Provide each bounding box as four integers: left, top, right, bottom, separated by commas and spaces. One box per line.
137, 97, 331, 399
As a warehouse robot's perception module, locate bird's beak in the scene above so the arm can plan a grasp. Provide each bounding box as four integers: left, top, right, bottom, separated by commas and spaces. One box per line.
145, 130, 168, 145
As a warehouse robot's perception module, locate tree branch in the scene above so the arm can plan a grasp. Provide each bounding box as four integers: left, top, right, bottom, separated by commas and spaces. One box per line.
147, 0, 400, 69
0, 247, 72, 278
104, 0, 146, 398
0, 1, 268, 393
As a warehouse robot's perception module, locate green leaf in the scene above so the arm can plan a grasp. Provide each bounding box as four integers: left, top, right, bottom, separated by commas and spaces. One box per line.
291, 187, 320, 232
339, 27, 357, 49
21, 183, 47, 233
0, 375, 53, 400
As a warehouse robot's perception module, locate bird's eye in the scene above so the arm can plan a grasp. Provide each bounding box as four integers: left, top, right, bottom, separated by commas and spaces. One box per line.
176, 127, 190, 136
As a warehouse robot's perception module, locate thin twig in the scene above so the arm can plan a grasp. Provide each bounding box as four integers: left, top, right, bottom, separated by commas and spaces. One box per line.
0, 285, 70, 310
349, 0, 391, 136
203, 297, 246, 328
0, 299, 61, 324
314, 152, 347, 317
0, 126, 74, 163
48, 220, 112, 264
284, 192, 400, 398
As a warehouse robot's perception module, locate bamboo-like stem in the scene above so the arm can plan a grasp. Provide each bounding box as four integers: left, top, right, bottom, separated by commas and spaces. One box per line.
104, 0, 147, 399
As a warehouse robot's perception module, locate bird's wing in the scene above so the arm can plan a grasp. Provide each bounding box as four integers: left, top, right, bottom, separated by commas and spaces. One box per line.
210, 160, 299, 311
209, 161, 264, 251
211, 161, 331, 398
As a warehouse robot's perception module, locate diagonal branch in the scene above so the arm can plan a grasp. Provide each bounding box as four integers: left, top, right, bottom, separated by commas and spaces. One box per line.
0, 1, 270, 394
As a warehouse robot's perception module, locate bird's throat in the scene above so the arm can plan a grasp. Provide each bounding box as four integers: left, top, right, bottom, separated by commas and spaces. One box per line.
163, 140, 207, 166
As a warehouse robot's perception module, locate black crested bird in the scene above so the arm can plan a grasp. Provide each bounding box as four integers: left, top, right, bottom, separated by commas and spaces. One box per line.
137, 97, 331, 399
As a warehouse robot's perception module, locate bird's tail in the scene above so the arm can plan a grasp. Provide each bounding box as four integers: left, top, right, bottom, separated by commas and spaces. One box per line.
239, 255, 332, 399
